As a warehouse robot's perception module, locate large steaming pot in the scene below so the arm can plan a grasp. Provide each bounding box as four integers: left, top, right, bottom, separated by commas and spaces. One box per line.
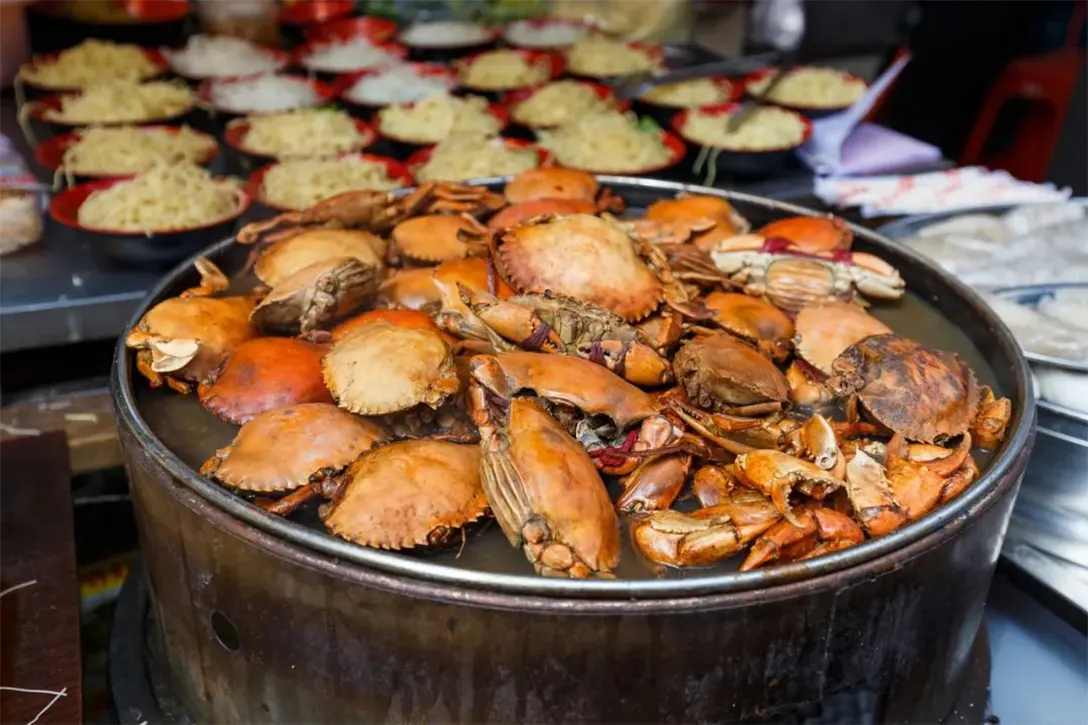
113, 179, 1035, 724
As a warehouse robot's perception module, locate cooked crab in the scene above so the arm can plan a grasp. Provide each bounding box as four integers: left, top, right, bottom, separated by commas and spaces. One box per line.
431, 258, 514, 341
827, 334, 1010, 446
703, 291, 794, 362
502, 167, 623, 213
710, 236, 905, 313
631, 487, 781, 568
320, 440, 488, 550
691, 464, 738, 507
739, 501, 864, 571
253, 229, 386, 288
733, 449, 846, 526
614, 415, 695, 513
200, 403, 388, 502
389, 213, 490, 265
488, 198, 597, 231
644, 193, 751, 248
323, 320, 459, 416
331, 308, 451, 343
251, 257, 380, 333
757, 215, 853, 254
793, 301, 892, 375
672, 332, 791, 417
198, 337, 332, 424
469, 384, 620, 578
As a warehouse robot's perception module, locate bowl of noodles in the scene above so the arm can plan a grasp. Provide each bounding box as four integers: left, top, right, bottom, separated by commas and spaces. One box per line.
743, 67, 867, 116
295, 37, 408, 79
247, 153, 412, 212
397, 20, 499, 62
634, 77, 738, 125
196, 73, 338, 125
35, 125, 219, 184
16, 39, 167, 94
453, 49, 563, 99
24, 81, 196, 133
670, 102, 812, 180
535, 109, 684, 175
334, 63, 458, 119
224, 108, 375, 170
375, 92, 508, 156
503, 79, 625, 137
163, 35, 291, 83
564, 34, 662, 80
502, 18, 592, 50
406, 135, 548, 183
303, 16, 399, 44
49, 162, 249, 267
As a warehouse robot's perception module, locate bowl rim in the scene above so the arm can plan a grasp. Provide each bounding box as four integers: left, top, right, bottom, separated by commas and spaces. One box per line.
246, 151, 415, 212
452, 48, 565, 94
111, 176, 1037, 603
31, 0, 190, 24
50, 174, 251, 236
222, 114, 376, 162
34, 124, 220, 177
635, 76, 738, 109
670, 102, 813, 155
302, 15, 400, 43
195, 72, 338, 115
279, 0, 356, 28
17, 46, 169, 93
741, 66, 869, 113
334, 62, 458, 108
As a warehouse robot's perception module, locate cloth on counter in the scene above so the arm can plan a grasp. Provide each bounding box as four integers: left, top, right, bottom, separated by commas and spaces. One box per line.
814, 166, 1073, 218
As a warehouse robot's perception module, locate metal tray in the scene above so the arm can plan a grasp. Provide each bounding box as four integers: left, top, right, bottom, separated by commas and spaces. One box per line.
989, 283, 1088, 374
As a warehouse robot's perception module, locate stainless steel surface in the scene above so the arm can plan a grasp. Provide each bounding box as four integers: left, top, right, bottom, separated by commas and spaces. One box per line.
611, 52, 780, 101
114, 174, 1036, 599
991, 283, 1088, 373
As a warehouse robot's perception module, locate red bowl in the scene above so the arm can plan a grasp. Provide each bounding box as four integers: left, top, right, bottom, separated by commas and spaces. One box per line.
502, 80, 629, 129
669, 102, 813, 153
224, 116, 377, 165
303, 16, 399, 43
34, 125, 219, 179
294, 38, 408, 75
375, 101, 509, 147
333, 63, 458, 112
50, 175, 250, 236
453, 49, 565, 94
279, 0, 355, 27
17, 47, 169, 93
565, 40, 664, 79
741, 67, 869, 116
405, 138, 553, 182
35, 0, 190, 23
196, 73, 337, 116
670, 102, 812, 178
550, 129, 687, 176
636, 77, 738, 110
501, 18, 593, 49
25, 90, 196, 129
165, 46, 292, 83
246, 152, 414, 212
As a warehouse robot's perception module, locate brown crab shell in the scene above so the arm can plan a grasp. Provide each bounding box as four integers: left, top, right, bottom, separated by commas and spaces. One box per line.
828, 334, 983, 443
487, 199, 596, 231
254, 229, 386, 287
793, 301, 892, 375
252, 257, 381, 333
199, 403, 389, 493
758, 215, 853, 253
331, 309, 450, 343
673, 333, 791, 410
375, 267, 443, 311
391, 214, 488, 264
704, 292, 794, 350
322, 440, 487, 550
496, 214, 663, 322
127, 295, 257, 383
503, 167, 599, 204
646, 194, 748, 232
197, 337, 333, 424
323, 320, 460, 415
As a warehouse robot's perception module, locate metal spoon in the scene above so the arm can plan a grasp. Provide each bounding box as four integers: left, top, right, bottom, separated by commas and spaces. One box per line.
611, 52, 781, 102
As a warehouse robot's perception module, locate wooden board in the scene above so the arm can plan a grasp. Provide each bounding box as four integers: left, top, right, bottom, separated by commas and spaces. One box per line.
0, 389, 121, 474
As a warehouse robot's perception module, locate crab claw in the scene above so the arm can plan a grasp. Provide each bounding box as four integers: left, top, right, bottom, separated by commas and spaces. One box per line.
615, 415, 688, 513
786, 361, 833, 406
691, 465, 737, 507
183, 257, 230, 298
461, 286, 564, 352
148, 338, 200, 373
796, 414, 844, 478
740, 503, 864, 571
849, 252, 906, 301
577, 340, 673, 387
972, 386, 1011, 450
884, 433, 974, 521
843, 450, 907, 537
732, 450, 846, 527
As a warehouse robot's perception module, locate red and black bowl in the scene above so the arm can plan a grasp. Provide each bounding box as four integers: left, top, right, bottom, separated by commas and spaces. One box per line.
23, 90, 197, 136
374, 101, 508, 158
333, 63, 458, 120
16, 46, 169, 96
34, 125, 220, 183
670, 102, 813, 179
632, 76, 739, 126
564, 40, 664, 82
163, 46, 293, 86
223, 115, 376, 173
397, 21, 500, 62
49, 176, 250, 268
302, 15, 399, 44
501, 80, 628, 140
246, 152, 414, 213
194, 73, 338, 134
501, 18, 593, 50
293, 38, 409, 82
25, 1, 191, 52
405, 137, 553, 183
742, 67, 869, 118
452, 49, 565, 102
538, 129, 686, 178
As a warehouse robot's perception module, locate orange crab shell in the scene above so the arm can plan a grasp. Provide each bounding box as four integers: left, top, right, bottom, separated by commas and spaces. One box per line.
391, 214, 489, 264
487, 198, 597, 231
496, 214, 663, 322
645, 194, 742, 228
323, 439, 487, 550
503, 167, 600, 204
199, 403, 389, 493
793, 301, 892, 375
331, 309, 455, 345
254, 228, 385, 287
757, 215, 853, 254
376, 258, 513, 311
198, 337, 333, 424
673, 332, 791, 410
704, 291, 794, 352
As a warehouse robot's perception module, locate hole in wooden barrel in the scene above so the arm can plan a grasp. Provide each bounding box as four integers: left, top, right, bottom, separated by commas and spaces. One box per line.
210, 611, 240, 651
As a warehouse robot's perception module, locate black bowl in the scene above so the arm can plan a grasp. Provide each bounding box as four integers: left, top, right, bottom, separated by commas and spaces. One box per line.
671, 103, 813, 179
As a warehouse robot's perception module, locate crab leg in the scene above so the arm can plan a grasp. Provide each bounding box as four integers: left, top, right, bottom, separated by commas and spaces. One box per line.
843, 450, 907, 536
663, 399, 758, 456
884, 433, 973, 521
255, 484, 320, 517
732, 450, 846, 526
691, 465, 737, 507
615, 416, 690, 513
182, 257, 230, 298
740, 503, 864, 571
972, 386, 1011, 450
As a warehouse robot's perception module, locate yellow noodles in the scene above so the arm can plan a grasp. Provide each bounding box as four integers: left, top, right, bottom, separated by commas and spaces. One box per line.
261, 156, 405, 210
511, 80, 610, 128
459, 50, 551, 91
378, 92, 500, 144
642, 78, 730, 107
566, 34, 657, 77
42, 81, 193, 125
77, 163, 244, 233
415, 134, 538, 182
60, 126, 215, 177
19, 39, 160, 89
681, 106, 806, 151
240, 109, 367, 159
537, 110, 670, 172
747, 67, 866, 108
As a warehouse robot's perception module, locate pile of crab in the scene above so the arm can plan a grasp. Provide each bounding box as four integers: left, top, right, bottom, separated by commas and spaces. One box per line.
125, 168, 1012, 579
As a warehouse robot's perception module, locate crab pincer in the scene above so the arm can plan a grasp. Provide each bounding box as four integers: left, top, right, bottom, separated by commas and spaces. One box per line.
740, 502, 865, 571
732, 450, 846, 526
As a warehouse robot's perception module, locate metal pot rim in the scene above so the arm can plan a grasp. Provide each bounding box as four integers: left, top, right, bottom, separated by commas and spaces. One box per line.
112, 176, 1037, 601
